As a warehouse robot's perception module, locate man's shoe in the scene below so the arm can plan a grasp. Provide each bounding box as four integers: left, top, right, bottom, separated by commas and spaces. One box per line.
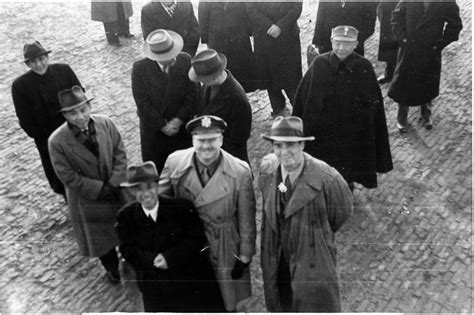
106, 269, 121, 285
397, 123, 407, 133
377, 75, 392, 84
424, 118, 433, 130
119, 33, 135, 39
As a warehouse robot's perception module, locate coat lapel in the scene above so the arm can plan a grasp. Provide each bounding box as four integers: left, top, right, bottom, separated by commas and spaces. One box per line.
263, 171, 280, 231
66, 127, 99, 167
416, 1, 436, 30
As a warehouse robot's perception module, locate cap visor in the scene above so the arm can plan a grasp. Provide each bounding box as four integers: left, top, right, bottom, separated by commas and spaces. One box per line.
261, 134, 315, 142
192, 132, 222, 140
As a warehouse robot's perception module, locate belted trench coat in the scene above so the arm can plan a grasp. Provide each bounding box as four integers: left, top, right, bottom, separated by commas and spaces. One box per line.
159, 147, 256, 311
258, 153, 353, 312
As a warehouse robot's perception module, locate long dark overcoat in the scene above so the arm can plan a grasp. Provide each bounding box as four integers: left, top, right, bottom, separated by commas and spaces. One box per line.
198, 1, 257, 92
48, 115, 128, 257
377, 1, 399, 63
312, 1, 377, 55
91, 1, 133, 23
12, 63, 82, 194
141, 1, 200, 57
258, 153, 353, 312
131, 53, 197, 172
247, 2, 302, 90
388, 0, 462, 106
198, 71, 252, 163
293, 52, 393, 188
115, 197, 224, 312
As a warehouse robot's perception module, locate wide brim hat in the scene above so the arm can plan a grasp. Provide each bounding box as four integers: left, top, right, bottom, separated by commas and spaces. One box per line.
57, 85, 93, 112
121, 161, 161, 188
331, 25, 359, 42
22, 40, 51, 63
262, 116, 315, 142
143, 29, 183, 62
188, 49, 227, 84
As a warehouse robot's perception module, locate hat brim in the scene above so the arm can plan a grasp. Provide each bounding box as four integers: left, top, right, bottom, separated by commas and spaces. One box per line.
58, 97, 94, 113
120, 176, 160, 188
261, 134, 315, 142
22, 50, 52, 63
188, 53, 227, 84
143, 31, 184, 62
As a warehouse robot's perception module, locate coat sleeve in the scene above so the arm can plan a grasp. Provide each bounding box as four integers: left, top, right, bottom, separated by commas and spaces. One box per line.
131, 61, 167, 130
48, 136, 103, 199
140, 5, 154, 40
236, 165, 257, 257
161, 203, 208, 271
158, 155, 176, 198
184, 2, 200, 56
439, 1, 463, 49
391, 1, 407, 43
105, 118, 128, 186
115, 208, 157, 270
247, 3, 274, 33
358, 2, 377, 43
324, 171, 353, 233
174, 55, 198, 122
275, 2, 302, 32
225, 96, 252, 157
198, 1, 211, 44
312, 2, 327, 47
12, 80, 39, 138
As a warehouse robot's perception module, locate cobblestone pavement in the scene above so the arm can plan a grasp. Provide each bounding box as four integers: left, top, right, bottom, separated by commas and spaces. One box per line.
0, 1, 471, 313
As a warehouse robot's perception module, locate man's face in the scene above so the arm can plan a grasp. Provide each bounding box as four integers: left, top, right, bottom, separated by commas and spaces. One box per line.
156, 57, 176, 68
273, 141, 305, 172
62, 103, 91, 130
193, 134, 223, 165
331, 39, 358, 60
131, 181, 159, 210
26, 54, 49, 75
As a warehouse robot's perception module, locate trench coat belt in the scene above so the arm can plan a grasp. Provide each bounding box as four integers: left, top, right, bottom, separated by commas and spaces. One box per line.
202, 216, 239, 270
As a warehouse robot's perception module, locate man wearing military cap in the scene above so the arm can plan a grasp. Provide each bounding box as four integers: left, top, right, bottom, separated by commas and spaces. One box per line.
159, 115, 256, 312
115, 161, 224, 312
12, 40, 82, 199
293, 25, 393, 190
258, 116, 353, 312
48, 86, 128, 284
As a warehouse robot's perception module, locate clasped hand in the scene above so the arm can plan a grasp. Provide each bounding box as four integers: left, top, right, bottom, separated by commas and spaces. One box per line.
153, 253, 168, 269
267, 24, 282, 39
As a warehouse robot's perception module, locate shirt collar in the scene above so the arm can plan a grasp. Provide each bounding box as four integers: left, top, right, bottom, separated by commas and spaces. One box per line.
142, 202, 159, 222
329, 52, 355, 73
280, 159, 305, 186
194, 152, 222, 177
68, 117, 95, 136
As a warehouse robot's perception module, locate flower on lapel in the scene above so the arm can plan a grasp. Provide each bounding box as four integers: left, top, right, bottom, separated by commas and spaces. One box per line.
278, 182, 288, 193
201, 116, 212, 128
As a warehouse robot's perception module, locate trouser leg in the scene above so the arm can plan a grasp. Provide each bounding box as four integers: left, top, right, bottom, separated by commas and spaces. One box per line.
277, 254, 293, 312
99, 247, 119, 271
420, 101, 432, 121
284, 88, 296, 107
34, 137, 65, 195
397, 103, 409, 127
267, 87, 286, 113
116, 2, 130, 36
385, 60, 396, 79
103, 22, 120, 44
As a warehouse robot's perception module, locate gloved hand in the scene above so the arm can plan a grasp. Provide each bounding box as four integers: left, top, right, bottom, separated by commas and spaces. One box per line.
231, 259, 250, 280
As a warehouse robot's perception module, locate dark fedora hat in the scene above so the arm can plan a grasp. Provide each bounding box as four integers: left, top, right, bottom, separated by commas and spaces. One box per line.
185, 115, 227, 139
188, 49, 227, 84
22, 40, 51, 63
262, 116, 315, 142
143, 29, 183, 62
121, 161, 160, 188
57, 85, 93, 112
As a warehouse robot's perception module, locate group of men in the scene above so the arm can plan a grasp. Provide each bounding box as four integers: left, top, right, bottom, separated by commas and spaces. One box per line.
11, 0, 463, 312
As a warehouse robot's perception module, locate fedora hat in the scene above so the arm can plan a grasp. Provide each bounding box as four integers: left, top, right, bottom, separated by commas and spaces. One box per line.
262, 116, 315, 142
185, 115, 227, 139
331, 25, 359, 42
22, 40, 51, 63
143, 29, 183, 62
57, 85, 93, 112
188, 49, 227, 84
121, 161, 160, 188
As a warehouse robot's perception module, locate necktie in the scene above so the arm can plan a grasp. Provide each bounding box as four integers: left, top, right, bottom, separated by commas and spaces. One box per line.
147, 214, 154, 222
281, 175, 292, 208
201, 167, 210, 186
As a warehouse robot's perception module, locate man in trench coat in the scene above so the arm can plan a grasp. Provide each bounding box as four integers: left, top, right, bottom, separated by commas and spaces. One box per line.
159, 115, 256, 312
48, 86, 128, 284
388, 0, 462, 132
116, 161, 224, 312
132, 29, 197, 173
12, 40, 82, 199
247, 1, 302, 117
293, 25, 393, 189
258, 116, 353, 312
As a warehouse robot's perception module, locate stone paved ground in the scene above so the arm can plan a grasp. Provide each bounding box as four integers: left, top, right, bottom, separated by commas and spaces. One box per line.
0, 1, 471, 313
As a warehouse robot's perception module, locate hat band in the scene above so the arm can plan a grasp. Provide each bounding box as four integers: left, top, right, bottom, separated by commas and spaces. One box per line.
128, 174, 158, 185
150, 41, 174, 54
270, 127, 305, 138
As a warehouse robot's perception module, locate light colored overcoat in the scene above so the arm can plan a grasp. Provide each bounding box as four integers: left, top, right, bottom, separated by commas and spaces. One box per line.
159, 147, 256, 311
258, 153, 353, 312
48, 115, 128, 257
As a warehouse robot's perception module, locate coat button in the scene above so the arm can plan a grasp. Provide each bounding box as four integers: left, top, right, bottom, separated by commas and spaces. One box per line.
310, 263, 316, 268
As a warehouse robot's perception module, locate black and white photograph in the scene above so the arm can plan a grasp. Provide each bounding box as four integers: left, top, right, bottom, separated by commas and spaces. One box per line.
0, 0, 471, 312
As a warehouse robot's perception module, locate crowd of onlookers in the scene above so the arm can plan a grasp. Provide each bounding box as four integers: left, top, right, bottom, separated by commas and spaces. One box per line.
11, 0, 462, 312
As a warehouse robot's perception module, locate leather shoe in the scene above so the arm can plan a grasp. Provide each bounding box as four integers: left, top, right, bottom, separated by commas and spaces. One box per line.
424, 118, 433, 130
377, 75, 392, 84
119, 33, 135, 39
106, 269, 121, 285
396, 123, 407, 133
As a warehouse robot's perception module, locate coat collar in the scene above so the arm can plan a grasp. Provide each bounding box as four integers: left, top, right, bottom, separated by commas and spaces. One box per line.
329, 52, 355, 73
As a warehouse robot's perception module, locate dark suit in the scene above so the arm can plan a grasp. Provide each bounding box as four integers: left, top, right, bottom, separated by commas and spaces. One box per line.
12, 63, 81, 195
198, 71, 252, 163
115, 197, 224, 312
131, 53, 197, 172
141, 1, 200, 56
